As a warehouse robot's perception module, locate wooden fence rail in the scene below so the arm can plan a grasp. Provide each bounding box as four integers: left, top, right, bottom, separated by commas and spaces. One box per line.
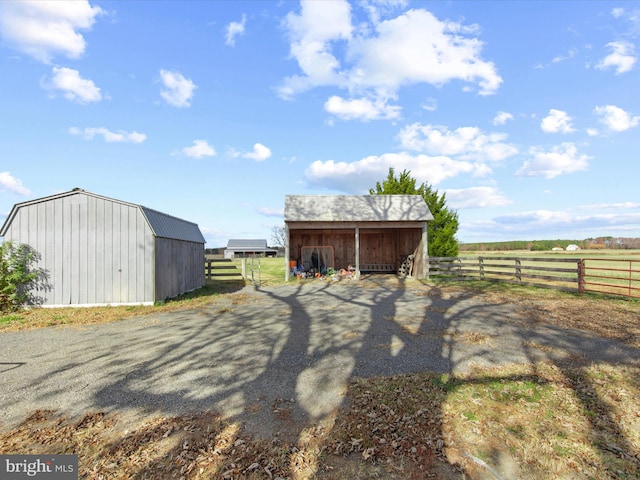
430, 256, 640, 299
205, 259, 243, 280
429, 256, 580, 292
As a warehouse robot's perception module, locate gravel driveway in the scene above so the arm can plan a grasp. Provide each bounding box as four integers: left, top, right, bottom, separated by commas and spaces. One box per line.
1, 277, 638, 439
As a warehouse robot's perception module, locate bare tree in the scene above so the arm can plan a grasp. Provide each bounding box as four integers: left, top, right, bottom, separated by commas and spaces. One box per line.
271, 225, 286, 249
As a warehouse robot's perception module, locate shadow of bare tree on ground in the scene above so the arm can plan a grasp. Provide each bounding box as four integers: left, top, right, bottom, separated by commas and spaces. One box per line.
1, 276, 638, 478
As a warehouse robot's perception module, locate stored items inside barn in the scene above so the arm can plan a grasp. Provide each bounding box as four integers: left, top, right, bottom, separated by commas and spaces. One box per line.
284, 195, 433, 281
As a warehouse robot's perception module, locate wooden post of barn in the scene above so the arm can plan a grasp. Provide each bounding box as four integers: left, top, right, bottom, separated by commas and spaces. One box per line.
284, 223, 290, 282
355, 226, 360, 280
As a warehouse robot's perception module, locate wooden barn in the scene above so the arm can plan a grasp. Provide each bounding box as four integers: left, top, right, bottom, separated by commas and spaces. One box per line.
284, 195, 433, 280
0, 188, 206, 307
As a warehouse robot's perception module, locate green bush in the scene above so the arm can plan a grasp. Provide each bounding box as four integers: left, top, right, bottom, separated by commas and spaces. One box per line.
0, 241, 46, 312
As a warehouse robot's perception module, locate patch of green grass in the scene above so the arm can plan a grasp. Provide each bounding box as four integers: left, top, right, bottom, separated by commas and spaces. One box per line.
0, 314, 23, 325
462, 411, 478, 421
231, 257, 288, 286
486, 378, 549, 403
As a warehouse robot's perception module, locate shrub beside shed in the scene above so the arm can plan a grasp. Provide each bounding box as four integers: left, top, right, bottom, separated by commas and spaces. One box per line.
284, 195, 433, 280
0, 188, 206, 306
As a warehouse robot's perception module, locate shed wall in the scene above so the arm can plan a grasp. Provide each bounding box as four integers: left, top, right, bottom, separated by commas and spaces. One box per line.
155, 238, 205, 301
359, 228, 422, 266
2, 194, 155, 305
289, 229, 355, 269
289, 227, 423, 271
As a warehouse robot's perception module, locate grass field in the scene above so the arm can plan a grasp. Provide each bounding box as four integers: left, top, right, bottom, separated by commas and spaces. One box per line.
228, 252, 640, 298
458, 250, 640, 298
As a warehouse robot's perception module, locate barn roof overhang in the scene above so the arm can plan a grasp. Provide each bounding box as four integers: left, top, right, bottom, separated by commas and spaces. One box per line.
284, 195, 433, 223
286, 221, 426, 230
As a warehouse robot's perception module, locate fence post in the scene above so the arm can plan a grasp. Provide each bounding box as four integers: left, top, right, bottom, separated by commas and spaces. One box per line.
479, 257, 484, 280
515, 258, 522, 283
206, 261, 211, 279
577, 259, 584, 294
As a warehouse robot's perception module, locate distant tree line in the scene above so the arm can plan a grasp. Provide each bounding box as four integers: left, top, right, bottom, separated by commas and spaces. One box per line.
460, 237, 640, 252
460, 240, 584, 252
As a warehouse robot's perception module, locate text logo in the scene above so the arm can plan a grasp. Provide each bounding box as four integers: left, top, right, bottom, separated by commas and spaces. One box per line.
1, 455, 78, 479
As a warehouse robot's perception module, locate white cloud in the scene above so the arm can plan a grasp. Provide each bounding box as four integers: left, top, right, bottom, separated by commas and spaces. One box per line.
0, 0, 104, 63
361, 0, 408, 24
611, 7, 625, 19
493, 210, 573, 226
0, 172, 30, 196
595, 41, 637, 74
225, 14, 246, 46
304, 151, 478, 193
69, 127, 146, 143
445, 187, 512, 209
279, 0, 353, 99
493, 111, 513, 125
582, 201, 640, 210
398, 123, 518, 162
421, 98, 437, 112
350, 9, 502, 96
182, 140, 216, 158
43, 66, 102, 103
594, 104, 640, 132
159, 69, 196, 107
462, 199, 640, 240
324, 95, 401, 121
552, 47, 577, 64
586, 128, 599, 137
541, 109, 575, 133
279, 4, 502, 113
492, 209, 640, 233
516, 142, 590, 179
243, 143, 272, 161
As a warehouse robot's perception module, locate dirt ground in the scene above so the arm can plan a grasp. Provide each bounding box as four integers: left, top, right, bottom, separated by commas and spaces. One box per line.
1, 277, 639, 479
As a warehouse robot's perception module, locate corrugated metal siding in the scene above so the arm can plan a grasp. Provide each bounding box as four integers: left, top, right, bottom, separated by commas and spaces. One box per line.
141, 207, 205, 244
284, 195, 433, 222
1, 193, 155, 305
1, 189, 207, 305
155, 237, 205, 301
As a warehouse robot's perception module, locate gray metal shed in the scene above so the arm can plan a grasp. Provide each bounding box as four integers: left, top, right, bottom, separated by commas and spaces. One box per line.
284, 195, 433, 280
0, 188, 206, 306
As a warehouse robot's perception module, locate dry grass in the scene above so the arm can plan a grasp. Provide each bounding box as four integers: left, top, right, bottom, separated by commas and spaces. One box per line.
2, 361, 637, 479
1, 280, 639, 478
443, 362, 640, 479
432, 280, 640, 349
0, 279, 246, 332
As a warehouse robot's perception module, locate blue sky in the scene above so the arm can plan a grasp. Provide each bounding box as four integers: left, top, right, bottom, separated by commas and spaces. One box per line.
1, 0, 639, 247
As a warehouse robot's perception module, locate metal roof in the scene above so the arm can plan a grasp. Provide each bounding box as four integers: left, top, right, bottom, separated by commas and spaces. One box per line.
0, 188, 205, 243
227, 239, 267, 249
226, 239, 277, 252
284, 195, 433, 222
140, 206, 205, 243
